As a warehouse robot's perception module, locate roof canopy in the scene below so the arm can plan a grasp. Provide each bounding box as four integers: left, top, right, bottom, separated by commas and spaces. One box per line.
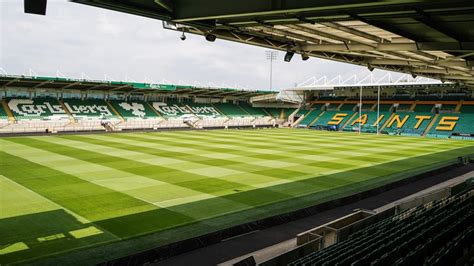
71, 0, 474, 86
0, 75, 275, 97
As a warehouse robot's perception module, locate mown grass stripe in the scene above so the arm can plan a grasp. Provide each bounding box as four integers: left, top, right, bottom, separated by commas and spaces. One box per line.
0, 150, 195, 239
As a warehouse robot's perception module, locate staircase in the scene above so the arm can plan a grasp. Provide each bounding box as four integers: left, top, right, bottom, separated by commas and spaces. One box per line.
340, 112, 358, 131
101, 121, 118, 132
59, 100, 76, 122
423, 113, 439, 136
106, 101, 125, 122
1, 99, 16, 122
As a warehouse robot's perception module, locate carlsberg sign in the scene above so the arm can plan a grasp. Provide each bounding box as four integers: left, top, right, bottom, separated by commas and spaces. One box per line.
153, 102, 220, 117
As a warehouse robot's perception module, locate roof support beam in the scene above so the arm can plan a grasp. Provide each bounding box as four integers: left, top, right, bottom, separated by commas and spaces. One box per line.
368, 58, 471, 68
302, 42, 474, 52
318, 22, 386, 43
1, 79, 19, 88
111, 85, 131, 91
173, 0, 408, 22
61, 81, 81, 89
153, 0, 173, 13
32, 80, 53, 89
414, 9, 466, 42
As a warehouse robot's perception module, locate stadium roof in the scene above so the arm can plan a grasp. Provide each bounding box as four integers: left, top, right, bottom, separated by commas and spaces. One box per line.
69, 0, 474, 86
0, 75, 275, 97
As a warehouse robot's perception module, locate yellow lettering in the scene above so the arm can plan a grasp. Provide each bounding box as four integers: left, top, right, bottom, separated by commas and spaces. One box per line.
328, 113, 348, 125
351, 114, 368, 126
435, 116, 459, 131
372, 114, 385, 126
414, 116, 432, 129
387, 115, 409, 128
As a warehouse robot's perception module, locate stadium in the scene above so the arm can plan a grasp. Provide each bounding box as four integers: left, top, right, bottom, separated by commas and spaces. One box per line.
1, 0, 474, 265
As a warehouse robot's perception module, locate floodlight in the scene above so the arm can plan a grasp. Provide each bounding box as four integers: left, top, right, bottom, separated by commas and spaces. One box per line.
205, 33, 216, 42
25, 0, 47, 15
284, 51, 294, 62
301, 53, 310, 61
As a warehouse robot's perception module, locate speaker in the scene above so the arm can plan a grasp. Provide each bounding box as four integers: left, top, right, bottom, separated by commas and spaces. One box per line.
24, 0, 47, 15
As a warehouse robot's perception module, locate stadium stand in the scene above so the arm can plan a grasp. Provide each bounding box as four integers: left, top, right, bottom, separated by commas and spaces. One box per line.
0, 93, 279, 133
0, 103, 10, 121
109, 100, 159, 120
287, 183, 474, 266
344, 111, 391, 133
183, 102, 223, 117
385, 112, 434, 136
297, 104, 324, 127
293, 99, 473, 139
264, 107, 282, 119
310, 110, 355, 130
283, 108, 297, 119
0, 75, 472, 138
213, 103, 250, 117
427, 104, 474, 139
239, 103, 267, 117
63, 98, 118, 120
7, 97, 69, 120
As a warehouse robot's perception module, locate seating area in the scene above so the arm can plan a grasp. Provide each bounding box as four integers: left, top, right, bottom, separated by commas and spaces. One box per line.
310, 110, 354, 129
109, 100, 159, 120
384, 112, 434, 136
213, 103, 250, 117
7, 97, 69, 120
295, 100, 473, 138
288, 186, 474, 266
0, 104, 9, 122
343, 111, 391, 133
298, 104, 323, 127
263, 108, 282, 119
0, 97, 280, 134
239, 103, 267, 117
183, 102, 224, 117
63, 98, 118, 120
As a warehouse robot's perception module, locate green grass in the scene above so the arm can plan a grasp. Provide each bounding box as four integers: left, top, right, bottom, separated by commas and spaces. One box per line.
0, 129, 473, 265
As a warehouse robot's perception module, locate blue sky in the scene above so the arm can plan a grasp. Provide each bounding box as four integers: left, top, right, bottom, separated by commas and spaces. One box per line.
1, 0, 409, 90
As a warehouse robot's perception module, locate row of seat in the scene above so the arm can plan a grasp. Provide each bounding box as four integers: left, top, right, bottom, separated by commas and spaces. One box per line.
297, 102, 474, 137
1, 98, 295, 121
289, 187, 473, 265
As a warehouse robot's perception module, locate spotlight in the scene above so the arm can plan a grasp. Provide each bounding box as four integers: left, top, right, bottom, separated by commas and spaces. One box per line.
411, 73, 417, 79
180, 32, 186, 41
25, 0, 47, 15
284, 51, 294, 62
367, 64, 374, 72
301, 53, 310, 61
205, 33, 216, 42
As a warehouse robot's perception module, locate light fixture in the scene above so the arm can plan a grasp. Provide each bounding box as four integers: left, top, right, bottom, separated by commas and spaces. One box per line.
205, 33, 216, 42
367, 64, 374, 72
284, 51, 294, 62
411, 73, 417, 78
301, 53, 310, 61
180, 29, 186, 41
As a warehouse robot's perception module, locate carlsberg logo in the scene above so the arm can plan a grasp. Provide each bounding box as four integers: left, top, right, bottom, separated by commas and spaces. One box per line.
8, 99, 66, 117
153, 102, 220, 116
118, 102, 146, 117
64, 102, 112, 116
